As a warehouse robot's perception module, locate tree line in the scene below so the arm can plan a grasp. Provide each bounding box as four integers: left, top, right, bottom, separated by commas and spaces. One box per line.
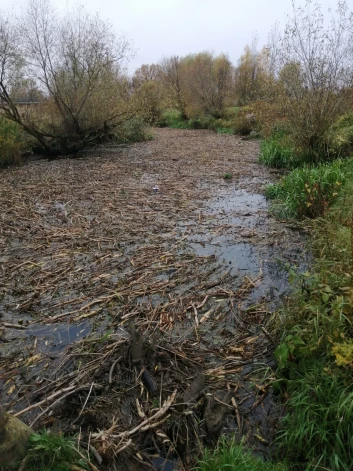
0, 0, 353, 159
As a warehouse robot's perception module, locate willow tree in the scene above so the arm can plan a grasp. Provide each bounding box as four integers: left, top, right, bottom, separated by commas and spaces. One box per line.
0, 0, 135, 156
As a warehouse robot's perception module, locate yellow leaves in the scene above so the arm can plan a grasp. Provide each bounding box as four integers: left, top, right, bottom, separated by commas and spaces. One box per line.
7, 383, 16, 395
25, 353, 42, 366
306, 202, 312, 207
332, 342, 353, 367
336, 181, 342, 186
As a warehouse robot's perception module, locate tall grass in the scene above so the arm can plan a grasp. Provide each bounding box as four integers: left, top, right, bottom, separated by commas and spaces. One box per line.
0, 116, 32, 167
196, 440, 288, 471
277, 362, 353, 471
272, 158, 353, 470
259, 130, 295, 168
265, 160, 347, 218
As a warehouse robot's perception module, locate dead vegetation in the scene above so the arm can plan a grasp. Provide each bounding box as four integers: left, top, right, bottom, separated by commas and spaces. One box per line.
0, 129, 305, 469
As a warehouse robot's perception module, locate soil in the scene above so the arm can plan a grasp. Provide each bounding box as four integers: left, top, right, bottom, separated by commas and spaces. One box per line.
0, 128, 307, 470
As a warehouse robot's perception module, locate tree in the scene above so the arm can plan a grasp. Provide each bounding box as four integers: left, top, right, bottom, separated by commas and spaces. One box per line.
269, 0, 353, 159
183, 52, 233, 118
0, 0, 135, 156
132, 64, 165, 123
234, 41, 272, 105
160, 56, 188, 119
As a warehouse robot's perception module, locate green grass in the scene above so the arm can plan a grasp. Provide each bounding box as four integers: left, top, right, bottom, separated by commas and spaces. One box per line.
157, 109, 241, 134
277, 362, 353, 471
259, 131, 295, 168
196, 440, 288, 471
25, 431, 89, 471
222, 172, 233, 180
265, 159, 348, 219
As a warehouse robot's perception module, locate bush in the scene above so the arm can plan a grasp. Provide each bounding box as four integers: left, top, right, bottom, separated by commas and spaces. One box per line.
327, 113, 353, 157
0, 117, 32, 167
196, 439, 288, 471
265, 160, 347, 218
233, 108, 256, 135
156, 110, 190, 129
250, 101, 284, 138
113, 117, 151, 144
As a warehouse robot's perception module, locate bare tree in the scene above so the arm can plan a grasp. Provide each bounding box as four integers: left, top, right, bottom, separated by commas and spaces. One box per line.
269, 0, 353, 159
0, 0, 135, 156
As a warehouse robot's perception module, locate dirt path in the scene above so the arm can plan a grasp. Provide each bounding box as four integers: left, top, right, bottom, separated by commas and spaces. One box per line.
0, 129, 306, 469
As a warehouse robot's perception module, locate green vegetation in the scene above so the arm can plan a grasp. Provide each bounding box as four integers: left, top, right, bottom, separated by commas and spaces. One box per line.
0, 117, 33, 168
157, 108, 257, 136
277, 362, 353, 470
196, 440, 288, 471
265, 160, 348, 219
113, 117, 152, 144
259, 129, 295, 168
222, 172, 233, 180
267, 140, 353, 469
25, 431, 89, 471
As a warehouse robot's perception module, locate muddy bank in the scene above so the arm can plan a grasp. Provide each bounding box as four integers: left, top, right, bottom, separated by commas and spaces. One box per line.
0, 128, 306, 469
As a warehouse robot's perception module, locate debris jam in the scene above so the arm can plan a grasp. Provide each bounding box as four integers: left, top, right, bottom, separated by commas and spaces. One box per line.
0, 128, 306, 470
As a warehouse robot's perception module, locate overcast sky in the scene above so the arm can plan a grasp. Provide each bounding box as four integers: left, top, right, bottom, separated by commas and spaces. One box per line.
1, 0, 341, 73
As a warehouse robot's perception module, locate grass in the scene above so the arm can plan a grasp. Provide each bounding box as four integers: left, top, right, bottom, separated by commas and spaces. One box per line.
265, 159, 348, 219
196, 440, 288, 471
0, 116, 33, 167
24, 430, 89, 471
259, 130, 295, 168
276, 362, 353, 471
222, 172, 233, 180
271, 153, 353, 470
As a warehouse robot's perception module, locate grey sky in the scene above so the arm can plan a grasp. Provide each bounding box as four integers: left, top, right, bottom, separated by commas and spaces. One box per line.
1, 0, 341, 73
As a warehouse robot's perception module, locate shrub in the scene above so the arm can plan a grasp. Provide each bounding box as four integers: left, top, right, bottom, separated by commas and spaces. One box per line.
233, 108, 256, 135
113, 117, 151, 144
157, 110, 190, 129
0, 117, 32, 167
250, 101, 284, 138
327, 113, 353, 157
196, 439, 288, 471
265, 160, 347, 219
